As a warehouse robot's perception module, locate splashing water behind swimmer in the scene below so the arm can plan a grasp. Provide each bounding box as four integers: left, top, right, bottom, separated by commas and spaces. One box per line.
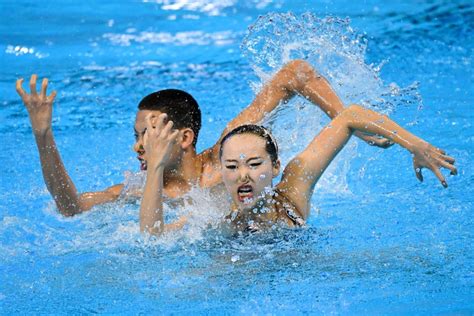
241, 13, 423, 194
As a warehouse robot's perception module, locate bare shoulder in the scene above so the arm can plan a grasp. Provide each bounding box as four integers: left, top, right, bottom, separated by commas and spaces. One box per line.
275, 176, 310, 220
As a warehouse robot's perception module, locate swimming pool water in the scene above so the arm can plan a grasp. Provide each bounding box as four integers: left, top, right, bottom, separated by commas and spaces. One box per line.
1, 0, 473, 314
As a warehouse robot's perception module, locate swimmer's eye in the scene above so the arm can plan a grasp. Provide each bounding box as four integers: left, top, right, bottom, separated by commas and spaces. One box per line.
249, 162, 262, 168
134, 133, 139, 140
225, 165, 237, 170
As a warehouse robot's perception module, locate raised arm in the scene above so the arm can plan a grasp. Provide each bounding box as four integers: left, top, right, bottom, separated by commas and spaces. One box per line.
278, 104, 457, 219
139, 114, 186, 236
16, 75, 123, 216
207, 60, 391, 161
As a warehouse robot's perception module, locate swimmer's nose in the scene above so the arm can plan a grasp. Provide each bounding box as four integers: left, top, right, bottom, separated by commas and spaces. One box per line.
238, 167, 250, 182
133, 140, 145, 155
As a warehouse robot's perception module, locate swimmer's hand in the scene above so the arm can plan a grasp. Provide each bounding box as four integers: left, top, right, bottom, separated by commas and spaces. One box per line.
143, 113, 180, 170
164, 215, 188, 232
16, 74, 57, 136
355, 131, 394, 148
411, 141, 457, 188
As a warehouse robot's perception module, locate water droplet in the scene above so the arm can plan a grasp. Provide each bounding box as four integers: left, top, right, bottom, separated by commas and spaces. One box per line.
231, 255, 240, 262
239, 153, 246, 160
243, 197, 253, 204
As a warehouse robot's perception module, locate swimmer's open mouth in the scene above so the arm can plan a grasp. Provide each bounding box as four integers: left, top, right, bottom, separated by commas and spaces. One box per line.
138, 157, 147, 171
237, 184, 254, 202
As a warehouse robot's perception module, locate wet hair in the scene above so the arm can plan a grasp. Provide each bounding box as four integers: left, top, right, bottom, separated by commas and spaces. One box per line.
219, 124, 279, 166
138, 89, 201, 147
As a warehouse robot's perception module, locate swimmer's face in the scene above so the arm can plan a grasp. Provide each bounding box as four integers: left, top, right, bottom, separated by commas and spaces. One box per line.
134, 110, 181, 170
220, 133, 280, 212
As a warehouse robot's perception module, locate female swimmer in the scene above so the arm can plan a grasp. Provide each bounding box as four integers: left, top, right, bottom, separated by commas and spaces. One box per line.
140, 105, 457, 235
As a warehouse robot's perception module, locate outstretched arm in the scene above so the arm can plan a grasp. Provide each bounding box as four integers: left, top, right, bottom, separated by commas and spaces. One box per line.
139, 114, 186, 236
207, 59, 391, 160
16, 75, 123, 216
278, 104, 457, 219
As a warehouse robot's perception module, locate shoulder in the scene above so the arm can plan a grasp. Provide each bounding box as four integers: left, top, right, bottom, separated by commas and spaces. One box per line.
198, 150, 222, 187
273, 189, 306, 227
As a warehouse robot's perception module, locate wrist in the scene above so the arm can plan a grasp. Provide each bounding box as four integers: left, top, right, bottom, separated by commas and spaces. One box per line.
407, 137, 426, 154
34, 128, 54, 145
33, 126, 52, 138
147, 164, 166, 175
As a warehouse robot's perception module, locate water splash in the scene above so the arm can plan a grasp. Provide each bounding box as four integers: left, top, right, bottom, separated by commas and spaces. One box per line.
242, 13, 422, 110
241, 13, 422, 193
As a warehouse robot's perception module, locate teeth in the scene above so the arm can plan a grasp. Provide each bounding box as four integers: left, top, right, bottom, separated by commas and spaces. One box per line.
238, 186, 252, 193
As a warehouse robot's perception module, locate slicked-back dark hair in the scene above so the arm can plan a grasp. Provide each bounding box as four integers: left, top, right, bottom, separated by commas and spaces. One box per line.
219, 124, 279, 166
138, 89, 201, 147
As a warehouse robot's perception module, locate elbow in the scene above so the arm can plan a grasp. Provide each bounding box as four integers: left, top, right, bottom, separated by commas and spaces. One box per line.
281, 59, 320, 90
57, 200, 85, 217
60, 211, 76, 217
58, 206, 84, 217
284, 59, 313, 73
285, 59, 319, 77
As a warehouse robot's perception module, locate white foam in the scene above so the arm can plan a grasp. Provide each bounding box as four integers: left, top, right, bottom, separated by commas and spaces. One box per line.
242, 13, 421, 194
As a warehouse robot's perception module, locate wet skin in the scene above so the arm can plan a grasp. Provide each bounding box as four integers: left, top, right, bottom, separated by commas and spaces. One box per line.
16, 60, 401, 216
220, 133, 280, 212
134, 110, 159, 170
134, 110, 182, 171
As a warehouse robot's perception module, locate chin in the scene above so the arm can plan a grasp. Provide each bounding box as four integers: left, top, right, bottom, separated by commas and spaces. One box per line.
237, 198, 261, 212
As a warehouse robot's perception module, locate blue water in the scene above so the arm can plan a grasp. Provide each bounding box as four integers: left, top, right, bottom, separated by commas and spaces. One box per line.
1, 0, 473, 314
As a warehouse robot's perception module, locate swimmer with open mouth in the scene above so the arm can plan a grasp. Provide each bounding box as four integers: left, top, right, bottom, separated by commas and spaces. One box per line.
140, 105, 457, 236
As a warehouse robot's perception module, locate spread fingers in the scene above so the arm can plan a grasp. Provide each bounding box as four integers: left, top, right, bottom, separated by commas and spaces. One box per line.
436, 158, 457, 175
413, 162, 423, 182
145, 114, 156, 135
29, 74, 38, 95
40, 78, 48, 97
431, 167, 447, 188
48, 90, 57, 103
16, 78, 26, 98
168, 129, 180, 142
442, 154, 455, 164
161, 120, 174, 136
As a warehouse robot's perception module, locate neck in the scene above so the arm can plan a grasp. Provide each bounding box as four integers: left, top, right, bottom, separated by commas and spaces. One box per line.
163, 148, 202, 191
236, 194, 274, 221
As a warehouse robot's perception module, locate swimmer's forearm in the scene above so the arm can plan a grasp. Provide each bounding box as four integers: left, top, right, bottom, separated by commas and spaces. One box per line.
251, 60, 345, 118
342, 105, 422, 152
272, 61, 394, 147
249, 60, 343, 120
34, 130, 83, 216
140, 166, 165, 236
343, 105, 456, 185
285, 60, 345, 118
217, 60, 343, 143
